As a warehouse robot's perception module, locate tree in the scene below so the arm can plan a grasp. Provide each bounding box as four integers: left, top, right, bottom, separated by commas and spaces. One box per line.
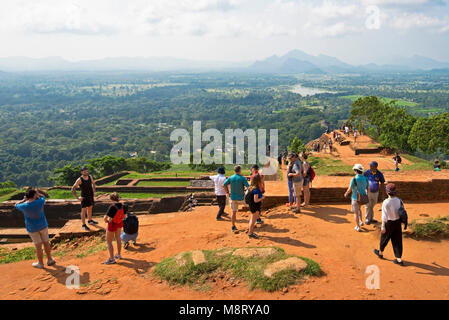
288, 137, 306, 155
408, 113, 449, 154
53, 164, 82, 186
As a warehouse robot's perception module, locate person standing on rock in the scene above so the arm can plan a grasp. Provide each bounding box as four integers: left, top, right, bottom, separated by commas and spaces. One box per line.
210, 167, 228, 221
287, 153, 303, 214
344, 164, 369, 232
251, 164, 265, 225
15, 188, 56, 269
364, 161, 386, 225
72, 166, 97, 231
393, 152, 402, 172
247, 174, 265, 239
374, 183, 404, 266
223, 165, 250, 234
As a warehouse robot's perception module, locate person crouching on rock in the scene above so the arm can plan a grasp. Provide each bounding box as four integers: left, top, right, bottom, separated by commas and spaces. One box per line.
104, 192, 126, 265
247, 174, 265, 240
121, 210, 138, 250
15, 188, 56, 269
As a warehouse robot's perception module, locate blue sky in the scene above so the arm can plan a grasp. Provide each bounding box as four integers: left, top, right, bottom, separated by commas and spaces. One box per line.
0, 0, 448, 64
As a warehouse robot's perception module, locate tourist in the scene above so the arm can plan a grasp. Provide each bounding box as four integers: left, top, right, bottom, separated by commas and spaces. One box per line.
328, 138, 333, 153
354, 130, 358, 143
251, 164, 265, 225
71, 166, 97, 231
286, 159, 296, 208
345, 125, 350, 136
393, 152, 402, 172
247, 174, 265, 239
364, 161, 386, 225
300, 152, 311, 208
15, 188, 56, 269
210, 167, 228, 221
223, 166, 250, 233
287, 153, 303, 214
104, 193, 126, 265
121, 210, 138, 250
374, 183, 404, 266
278, 153, 283, 169
434, 159, 441, 171
344, 164, 369, 232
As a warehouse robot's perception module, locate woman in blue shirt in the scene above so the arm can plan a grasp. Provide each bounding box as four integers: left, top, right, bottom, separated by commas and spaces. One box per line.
15, 188, 55, 269
344, 164, 369, 232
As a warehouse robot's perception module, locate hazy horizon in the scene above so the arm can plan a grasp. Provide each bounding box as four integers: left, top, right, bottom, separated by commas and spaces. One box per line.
1, 0, 449, 65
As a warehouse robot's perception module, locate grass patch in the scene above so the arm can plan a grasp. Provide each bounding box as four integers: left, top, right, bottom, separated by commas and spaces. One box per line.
409, 216, 449, 239
0, 247, 36, 264
401, 155, 433, 171
309, 156, 354, 176
153, 247, 321, 292
0, 188, 22, 203
136, 181, 191, 187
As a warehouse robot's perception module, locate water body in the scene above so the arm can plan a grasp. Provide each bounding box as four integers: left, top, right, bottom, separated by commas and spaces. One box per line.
290, 84, 336, 96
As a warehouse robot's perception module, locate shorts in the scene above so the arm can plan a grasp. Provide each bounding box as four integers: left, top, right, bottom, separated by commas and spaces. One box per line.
28, 228, 49, 245
230, 200, 244, 212
352, 200, 361, 213
303, 178, 310, 187
107, 221, 123, 232
293, 182, 303, 197
249, 203, 262, 214
81, 196, 94, 208
120, 232, 138, 243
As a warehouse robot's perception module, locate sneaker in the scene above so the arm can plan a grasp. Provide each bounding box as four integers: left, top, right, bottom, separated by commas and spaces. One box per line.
231, 226, 238, 233
88, 220, 98, 225
216, 217, 224, 221
292, 209, 301, 214
394, 260, 404, 266
365, 219, 371, 225
104, 258, 116, 265
124, 242, 129, 250
248, 233, 259, 239
256, 218, 264, 225
82, 224, 91, 231
370, 219, 379, 224
47, 259, 56, 266
354, 226, 361, 232
32, 262, 44, 269
373, 249, 384, 259
114, 254, 122, 260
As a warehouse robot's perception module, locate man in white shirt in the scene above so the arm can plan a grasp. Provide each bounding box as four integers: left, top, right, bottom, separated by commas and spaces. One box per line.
374, 183, 404, 266
210, 167, 228, 221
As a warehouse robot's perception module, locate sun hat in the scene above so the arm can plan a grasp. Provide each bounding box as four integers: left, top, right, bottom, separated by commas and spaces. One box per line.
352, 164, 364, 172
385, 183, 397, 195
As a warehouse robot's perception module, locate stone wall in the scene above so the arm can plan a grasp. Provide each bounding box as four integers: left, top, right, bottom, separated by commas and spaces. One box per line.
94, 171, 130, 186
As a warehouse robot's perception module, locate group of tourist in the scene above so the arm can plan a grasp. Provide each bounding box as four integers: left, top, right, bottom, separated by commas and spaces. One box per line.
345, 161, 405, 265
14, 153, 406, 268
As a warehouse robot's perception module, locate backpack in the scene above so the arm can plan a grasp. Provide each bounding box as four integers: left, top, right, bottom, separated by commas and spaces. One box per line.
398, 199, 408, 230
112, 204, 125, 224
308, 167, 316, 182
123, 213, 139, 234
353, 177, 369, 205
244, 189, 254, 205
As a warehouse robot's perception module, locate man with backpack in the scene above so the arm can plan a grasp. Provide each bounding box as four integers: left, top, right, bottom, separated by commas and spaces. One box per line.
121, 209, 138, 250
223, 166, 250, 234
374, 183, 406, 266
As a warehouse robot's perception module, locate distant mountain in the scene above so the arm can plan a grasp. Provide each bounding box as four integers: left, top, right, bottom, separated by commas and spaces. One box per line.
0, 50, 448, 73
0, 56, 250, 72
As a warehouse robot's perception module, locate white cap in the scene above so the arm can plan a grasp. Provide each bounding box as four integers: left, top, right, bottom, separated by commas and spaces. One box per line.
353, 164, 364, 172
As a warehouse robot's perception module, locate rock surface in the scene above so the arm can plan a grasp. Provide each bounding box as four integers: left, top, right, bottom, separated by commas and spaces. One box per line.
264, 257, 308, 278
